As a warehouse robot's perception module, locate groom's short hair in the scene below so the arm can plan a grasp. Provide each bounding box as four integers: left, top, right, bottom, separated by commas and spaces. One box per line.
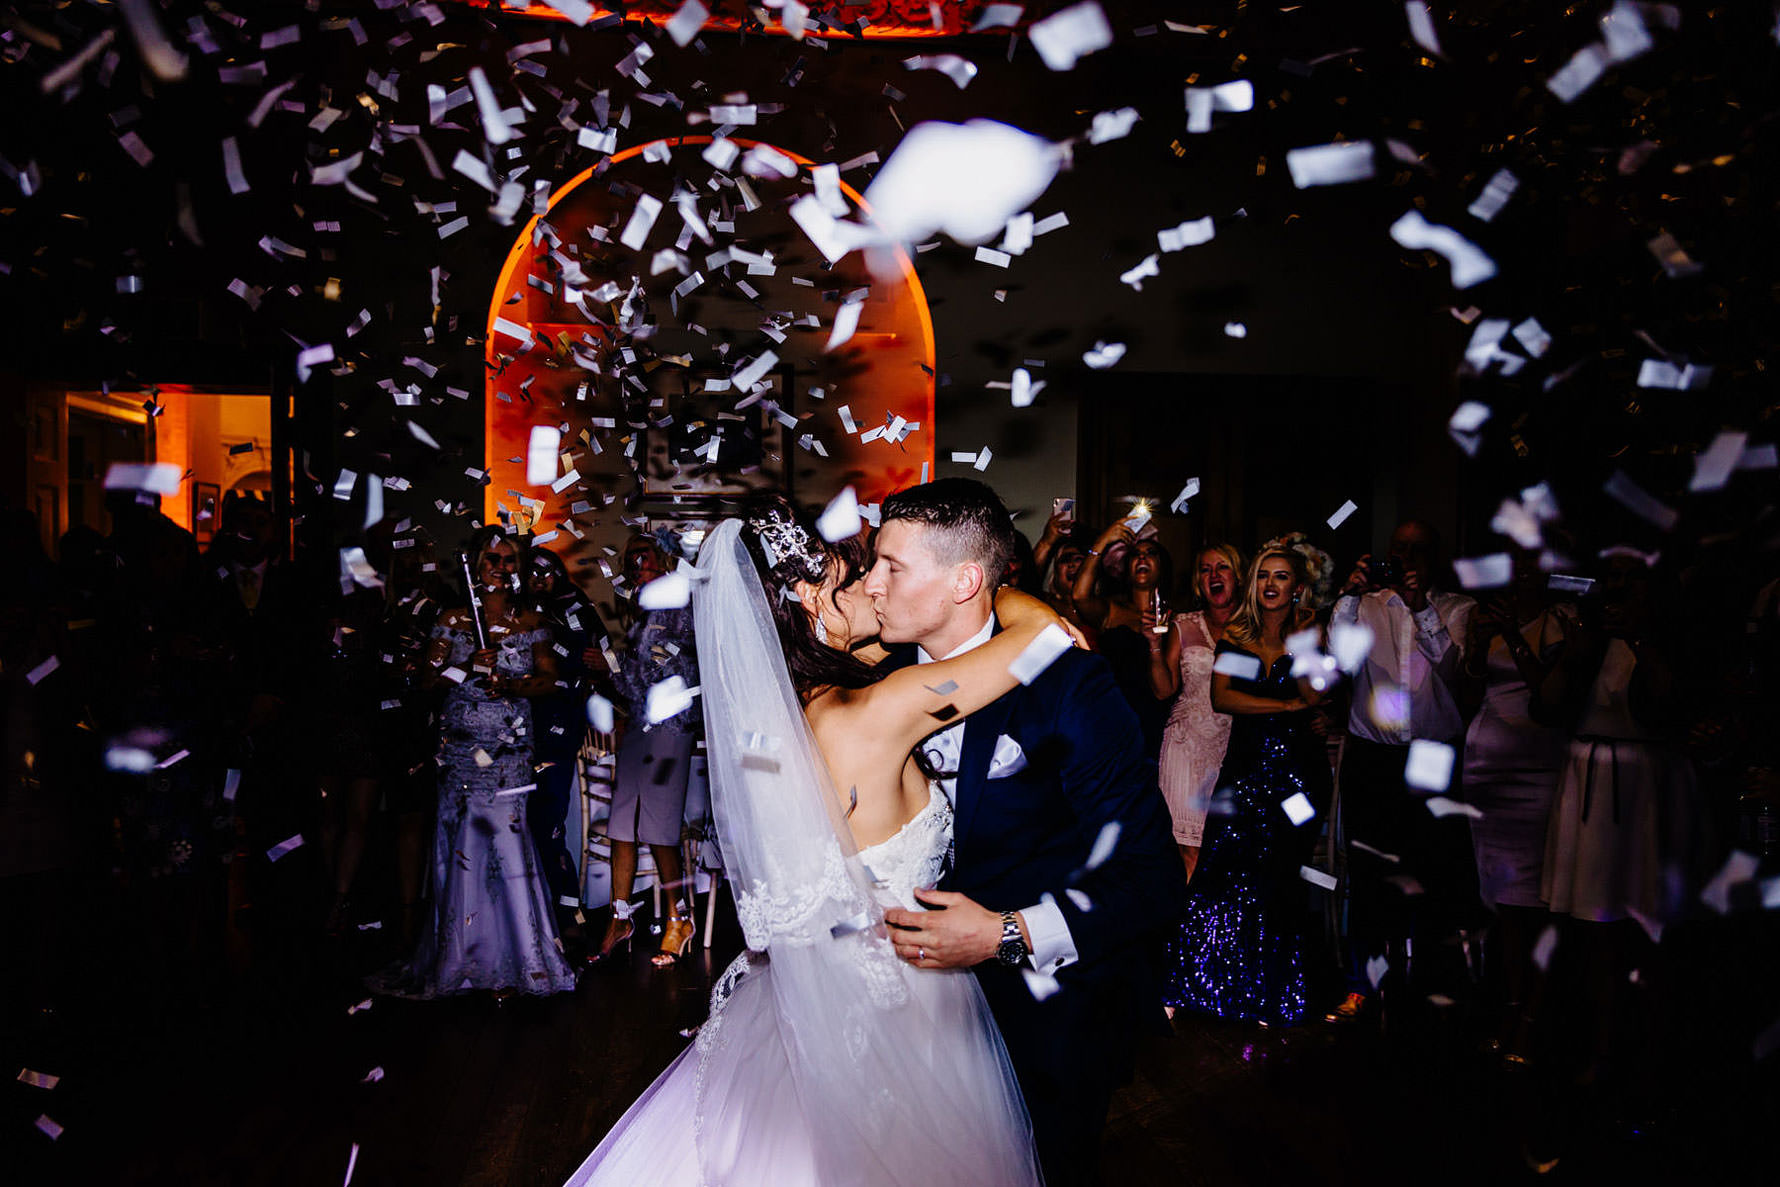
881, 478, 1018, 589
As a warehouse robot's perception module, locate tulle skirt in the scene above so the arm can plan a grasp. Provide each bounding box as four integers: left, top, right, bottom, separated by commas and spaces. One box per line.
564, 949, 1041, 1187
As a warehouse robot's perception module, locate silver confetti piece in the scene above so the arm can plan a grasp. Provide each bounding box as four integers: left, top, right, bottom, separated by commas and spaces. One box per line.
829, 911, 874, 938
1454, 554, 1514, 590
1183, 81, 1253, 134
1281, 793, 1316, 826
1404, 740, 1456, 791
1467, 169, 1519, 222
1029, 2, 1113, 71
1286, 141, 1375, 188
1424, 796, 1482, 820
1300, 865, 1337, 891
1390, 211, 1496, 288
1602, 469, 1679, 531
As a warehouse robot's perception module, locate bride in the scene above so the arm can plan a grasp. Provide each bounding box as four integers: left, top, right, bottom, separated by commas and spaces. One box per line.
564, 503, 1070, 1186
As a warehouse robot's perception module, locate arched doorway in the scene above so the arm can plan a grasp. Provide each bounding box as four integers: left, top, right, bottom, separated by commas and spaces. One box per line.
483, 135, 935, 581
483, 137, 938, 908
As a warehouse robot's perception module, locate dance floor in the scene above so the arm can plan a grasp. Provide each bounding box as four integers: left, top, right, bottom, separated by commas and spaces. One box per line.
4, 868, 1771, 1186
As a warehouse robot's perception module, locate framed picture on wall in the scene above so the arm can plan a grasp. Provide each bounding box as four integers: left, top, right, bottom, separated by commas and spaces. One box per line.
192, 482, 221, 545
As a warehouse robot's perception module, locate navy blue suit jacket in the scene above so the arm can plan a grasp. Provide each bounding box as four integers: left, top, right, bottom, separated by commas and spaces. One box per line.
891, 640, 1186, 1093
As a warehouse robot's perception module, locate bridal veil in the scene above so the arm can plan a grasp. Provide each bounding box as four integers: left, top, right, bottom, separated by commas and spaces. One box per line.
565, 517, 1038, 1187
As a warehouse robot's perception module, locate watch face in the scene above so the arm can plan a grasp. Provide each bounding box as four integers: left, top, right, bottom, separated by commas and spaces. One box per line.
997, 940, 1025, 966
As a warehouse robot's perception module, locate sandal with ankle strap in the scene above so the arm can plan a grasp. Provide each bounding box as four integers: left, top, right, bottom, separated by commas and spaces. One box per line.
651, 915, 696, 967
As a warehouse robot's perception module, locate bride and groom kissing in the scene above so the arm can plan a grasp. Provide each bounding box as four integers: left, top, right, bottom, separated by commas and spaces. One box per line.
567, 478, 1184, 1187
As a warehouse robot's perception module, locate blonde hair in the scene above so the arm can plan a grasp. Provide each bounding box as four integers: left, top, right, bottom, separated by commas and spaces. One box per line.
1226, 546, 1315, 646
1191, 542, 1245, 610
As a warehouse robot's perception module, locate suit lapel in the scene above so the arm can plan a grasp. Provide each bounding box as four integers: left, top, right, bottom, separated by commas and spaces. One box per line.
954, 691, 1017, 856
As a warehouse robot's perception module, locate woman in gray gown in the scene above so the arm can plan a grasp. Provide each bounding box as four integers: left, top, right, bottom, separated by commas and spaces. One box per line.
378, 526, 577, 998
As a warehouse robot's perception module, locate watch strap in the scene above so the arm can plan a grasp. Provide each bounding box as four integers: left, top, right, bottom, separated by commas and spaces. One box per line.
998, 910, 1028, 962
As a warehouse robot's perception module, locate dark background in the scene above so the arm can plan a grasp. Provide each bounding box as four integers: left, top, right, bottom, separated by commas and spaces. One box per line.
4, 1, 1773, 578
3, 5, 1779, 1182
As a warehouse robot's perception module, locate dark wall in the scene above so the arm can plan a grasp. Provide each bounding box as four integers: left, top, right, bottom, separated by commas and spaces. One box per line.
2, 2, 1773, 581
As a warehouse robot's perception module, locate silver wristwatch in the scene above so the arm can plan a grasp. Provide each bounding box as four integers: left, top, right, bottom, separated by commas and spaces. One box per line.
995, 910, 1029, 967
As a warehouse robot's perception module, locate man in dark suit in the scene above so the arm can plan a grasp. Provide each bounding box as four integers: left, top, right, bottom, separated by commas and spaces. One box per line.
873, 479, 1185, 1186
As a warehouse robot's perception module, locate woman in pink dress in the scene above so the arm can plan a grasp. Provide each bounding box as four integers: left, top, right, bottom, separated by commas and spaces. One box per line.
1539, 557, 1698, 1082
1154, 543, 1243, 881
1459, 554, 1573, 1061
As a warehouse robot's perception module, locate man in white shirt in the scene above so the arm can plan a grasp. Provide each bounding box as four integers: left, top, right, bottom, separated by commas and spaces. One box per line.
868, 478, 1183, 1187
1328, 520, 1479, 1021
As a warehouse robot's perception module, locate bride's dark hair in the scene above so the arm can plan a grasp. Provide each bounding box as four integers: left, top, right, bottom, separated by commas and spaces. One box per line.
738, 498, 881, 700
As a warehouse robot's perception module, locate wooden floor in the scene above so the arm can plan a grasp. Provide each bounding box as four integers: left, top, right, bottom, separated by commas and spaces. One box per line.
4, 868, 1773, 1186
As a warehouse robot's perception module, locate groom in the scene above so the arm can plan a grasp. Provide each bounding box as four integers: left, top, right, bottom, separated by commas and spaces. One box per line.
870, 478, 1184, 1186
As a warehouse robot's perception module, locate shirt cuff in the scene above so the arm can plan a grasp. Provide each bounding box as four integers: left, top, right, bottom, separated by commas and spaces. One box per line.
1413, 604, 1447, 634
1021, 896, 1078, 976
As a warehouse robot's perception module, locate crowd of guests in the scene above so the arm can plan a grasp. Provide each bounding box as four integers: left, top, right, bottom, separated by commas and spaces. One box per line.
7, 486, 1775, 1140
1020, 503, 1774, 1116
0, 490, 718, 1014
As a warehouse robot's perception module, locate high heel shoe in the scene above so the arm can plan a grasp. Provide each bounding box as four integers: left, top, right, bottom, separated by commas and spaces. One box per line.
588, 903, 635, 965
651, 915, 696, 967
1324, 991, 1368, 1024
1501, 1010, 1537, 1068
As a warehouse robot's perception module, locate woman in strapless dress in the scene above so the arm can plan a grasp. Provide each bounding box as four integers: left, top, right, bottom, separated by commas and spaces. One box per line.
563, 507, 1077, 1187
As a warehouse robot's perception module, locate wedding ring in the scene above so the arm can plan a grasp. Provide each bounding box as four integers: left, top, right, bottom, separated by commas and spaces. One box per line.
917, 947, 925, 962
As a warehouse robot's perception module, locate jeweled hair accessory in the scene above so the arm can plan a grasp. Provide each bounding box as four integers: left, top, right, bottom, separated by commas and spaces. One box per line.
747, 509, 827, 583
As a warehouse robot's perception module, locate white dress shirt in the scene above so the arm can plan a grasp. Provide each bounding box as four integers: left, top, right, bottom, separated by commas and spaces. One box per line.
917, 615, 1077, 977
1333, 587, 1475, 745
915, 615, 995, 806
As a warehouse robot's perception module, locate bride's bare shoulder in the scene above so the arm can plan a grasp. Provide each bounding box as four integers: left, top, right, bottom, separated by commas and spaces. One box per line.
803, 688, 909, 791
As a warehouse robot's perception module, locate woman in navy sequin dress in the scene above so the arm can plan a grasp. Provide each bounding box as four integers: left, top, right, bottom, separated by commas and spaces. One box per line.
1165, 543, 1331, 1025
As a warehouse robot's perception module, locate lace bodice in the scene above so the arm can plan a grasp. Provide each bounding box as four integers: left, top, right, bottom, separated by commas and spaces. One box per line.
729, 783, 951, 952
430, 619, 549, 744
856, 783, 953, 911
1167, 611, 1230, 738
724, 786, 950, 1023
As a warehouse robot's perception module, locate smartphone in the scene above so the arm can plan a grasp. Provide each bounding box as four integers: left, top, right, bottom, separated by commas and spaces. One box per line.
1052, 497, 1075, 523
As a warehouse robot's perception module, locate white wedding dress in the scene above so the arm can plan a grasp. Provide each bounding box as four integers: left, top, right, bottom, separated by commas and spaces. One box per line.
563, 520, 1040, 1187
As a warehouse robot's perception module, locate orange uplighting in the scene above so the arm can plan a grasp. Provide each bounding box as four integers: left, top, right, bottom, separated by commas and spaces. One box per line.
132, 385, 273, 540
484, 135, 937, 533
154, 391, 192, 531
451, 1, 1015, 38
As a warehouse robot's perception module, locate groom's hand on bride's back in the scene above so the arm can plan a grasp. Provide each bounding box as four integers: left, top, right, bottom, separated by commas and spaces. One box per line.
884, 889, 1008, 969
